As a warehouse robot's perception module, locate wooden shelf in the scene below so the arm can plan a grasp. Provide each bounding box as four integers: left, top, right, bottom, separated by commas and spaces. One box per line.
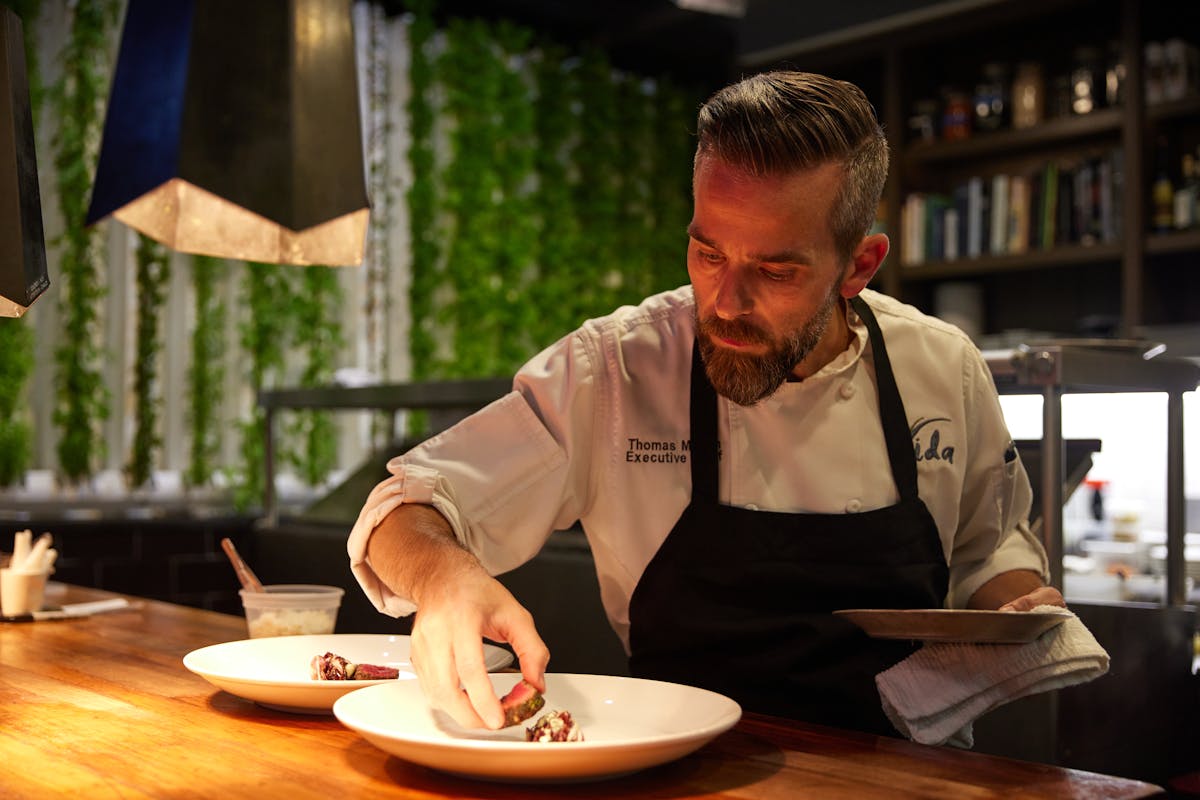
1145, 228, 1200, 256
1145, 94, 1200, 124
898, 242, 1124, 281
903, 109, 1124, 165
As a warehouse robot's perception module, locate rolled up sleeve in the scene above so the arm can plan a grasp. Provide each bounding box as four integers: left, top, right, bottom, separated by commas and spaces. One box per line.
347, 342, 588, 618
946, 351, 1050, 608
347, 462, 445, 618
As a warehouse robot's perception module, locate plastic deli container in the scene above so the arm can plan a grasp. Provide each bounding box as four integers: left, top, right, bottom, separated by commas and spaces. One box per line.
239, 584, 344, 638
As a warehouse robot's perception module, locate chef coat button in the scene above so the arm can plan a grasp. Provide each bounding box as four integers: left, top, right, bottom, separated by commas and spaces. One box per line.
846, 498, 862, 512
839, 383, 856, 400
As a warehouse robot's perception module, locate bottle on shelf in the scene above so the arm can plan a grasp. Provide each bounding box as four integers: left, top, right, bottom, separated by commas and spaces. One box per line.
940, 87, 972, 141
1152, 135, 1176, 233
1174, 153, 1197, 230
973, 62, 1009, 132
908, 98, 939, 144
1104, 40, 1126, 108
1070, 45, 1103, 114
1012, 61, 1045, 129
1145, 41, 1166, 106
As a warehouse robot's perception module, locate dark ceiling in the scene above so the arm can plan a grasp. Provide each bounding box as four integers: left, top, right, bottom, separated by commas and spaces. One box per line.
377, 0, 741, 92
374, 0, 981, 92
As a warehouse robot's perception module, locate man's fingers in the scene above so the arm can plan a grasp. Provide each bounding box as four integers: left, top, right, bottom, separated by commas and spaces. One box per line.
999, 586, 1067, 611
411, 616, 488, 728
454, 630, 504, 729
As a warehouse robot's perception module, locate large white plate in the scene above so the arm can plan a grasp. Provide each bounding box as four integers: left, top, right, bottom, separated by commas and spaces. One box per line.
834, 608, 1072, 644
183, 633, 513, 714
333, 673, 742, 782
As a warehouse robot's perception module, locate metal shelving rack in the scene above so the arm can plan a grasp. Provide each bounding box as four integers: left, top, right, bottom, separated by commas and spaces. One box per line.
984, 344, 1200, 605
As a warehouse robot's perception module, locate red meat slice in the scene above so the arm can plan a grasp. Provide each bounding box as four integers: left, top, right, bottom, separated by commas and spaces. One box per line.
499, 679, 545, 727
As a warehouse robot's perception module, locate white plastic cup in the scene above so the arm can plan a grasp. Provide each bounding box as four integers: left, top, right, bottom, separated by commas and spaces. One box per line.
1, 568, 52, 617
239, 584, 344, 638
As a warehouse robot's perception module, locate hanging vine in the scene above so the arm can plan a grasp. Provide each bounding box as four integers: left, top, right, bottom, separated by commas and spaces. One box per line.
406, 0, 438, 382
0, 319, 34, 486
615, 76, 657, 304
235, 262, 292, 510
529, 45, 580, 349
186, 254, 226, 489
51, 0, 120, 484
491, 21, 538, 371
650, 79, 700, 293
438, 17, 505, 377
571, 47, 623, 319
285, 265, 343, 487
126, 233, 170, 488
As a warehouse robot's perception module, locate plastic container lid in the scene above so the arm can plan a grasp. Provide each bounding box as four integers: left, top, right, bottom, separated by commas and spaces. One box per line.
239, 584, 344, 609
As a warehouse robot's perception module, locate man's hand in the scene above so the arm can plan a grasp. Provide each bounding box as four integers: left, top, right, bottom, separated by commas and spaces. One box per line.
967, 568, 1066, 611
409, 568, 550, 729
366, 503, 550, 729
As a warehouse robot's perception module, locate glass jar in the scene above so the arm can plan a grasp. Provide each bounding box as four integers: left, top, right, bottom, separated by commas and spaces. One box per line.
1011, 61, 1044, 129
908, 98, 939, 143
940, 88, 972, 141
1104, 41, 1125, 108
1144, 41, 1165, 106
1070, 45, 1103, 114
973, 62, 1009, 132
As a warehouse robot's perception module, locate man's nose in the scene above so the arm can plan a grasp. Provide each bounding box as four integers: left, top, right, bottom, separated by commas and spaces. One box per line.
713, 266, 753, 319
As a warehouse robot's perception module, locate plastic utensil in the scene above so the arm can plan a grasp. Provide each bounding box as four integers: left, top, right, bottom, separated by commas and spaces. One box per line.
220, 537, 264, 593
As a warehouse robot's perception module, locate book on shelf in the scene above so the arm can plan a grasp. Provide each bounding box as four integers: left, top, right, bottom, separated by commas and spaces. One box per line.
989, 173, 1009, 256
901, 149, 1125, 265
1007, 173, 1030, 255
966, 175, 987, 259
1040, 162, 1059, 250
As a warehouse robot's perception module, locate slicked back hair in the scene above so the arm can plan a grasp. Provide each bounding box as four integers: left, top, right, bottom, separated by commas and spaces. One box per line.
694, 71, 889, 262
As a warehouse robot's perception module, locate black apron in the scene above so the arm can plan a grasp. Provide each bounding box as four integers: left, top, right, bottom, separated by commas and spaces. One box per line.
627, 296, 949, 736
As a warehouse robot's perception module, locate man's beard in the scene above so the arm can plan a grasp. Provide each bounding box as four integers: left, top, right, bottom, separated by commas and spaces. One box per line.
696, 284, 842, 407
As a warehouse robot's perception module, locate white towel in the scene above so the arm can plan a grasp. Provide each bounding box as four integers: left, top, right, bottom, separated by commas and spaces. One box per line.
875, 606, 1109, 748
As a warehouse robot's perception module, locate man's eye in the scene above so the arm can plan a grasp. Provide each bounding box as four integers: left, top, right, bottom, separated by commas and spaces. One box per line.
761, 268, 793, 282
699, 250, 722, 263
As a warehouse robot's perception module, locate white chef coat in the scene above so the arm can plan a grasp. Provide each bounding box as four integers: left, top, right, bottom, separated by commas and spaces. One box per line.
348, 286, 1049, 652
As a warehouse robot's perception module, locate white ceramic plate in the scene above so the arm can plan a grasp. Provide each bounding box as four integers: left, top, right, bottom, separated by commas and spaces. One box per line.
834, 608, 1072, 644
183, 633, 513, 714
333, 673, 742, 782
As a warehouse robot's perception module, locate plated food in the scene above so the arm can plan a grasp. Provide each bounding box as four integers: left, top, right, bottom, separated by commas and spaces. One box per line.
499, 679, 545, 726
332, 673, 741, 782
526, 710, 584, 743
183, 633, 513, 714
496, 678, 584, 742
311, 651, 400, 681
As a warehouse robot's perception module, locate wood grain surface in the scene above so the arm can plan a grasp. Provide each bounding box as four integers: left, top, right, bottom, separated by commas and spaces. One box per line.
0, 582, 1164, 799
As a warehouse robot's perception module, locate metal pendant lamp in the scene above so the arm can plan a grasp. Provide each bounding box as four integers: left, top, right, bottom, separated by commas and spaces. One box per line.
0, 6, 48, 317
86, 0, 370, 267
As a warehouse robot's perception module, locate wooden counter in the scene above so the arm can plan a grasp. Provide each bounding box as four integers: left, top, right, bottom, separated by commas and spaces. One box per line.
0, 583, 1165, 799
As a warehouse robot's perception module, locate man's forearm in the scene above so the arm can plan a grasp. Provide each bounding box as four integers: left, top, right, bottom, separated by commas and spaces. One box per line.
365, 503, 483, 607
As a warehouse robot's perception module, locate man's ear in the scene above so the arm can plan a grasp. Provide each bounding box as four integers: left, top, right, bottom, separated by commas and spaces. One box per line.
840, 233, 889, 298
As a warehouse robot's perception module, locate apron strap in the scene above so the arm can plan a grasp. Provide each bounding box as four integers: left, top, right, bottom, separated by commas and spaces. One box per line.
690, 340, 720, 501
849, 295, 919, 501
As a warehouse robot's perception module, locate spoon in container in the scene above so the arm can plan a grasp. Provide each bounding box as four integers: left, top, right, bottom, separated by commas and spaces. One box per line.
220, 537, 264, 593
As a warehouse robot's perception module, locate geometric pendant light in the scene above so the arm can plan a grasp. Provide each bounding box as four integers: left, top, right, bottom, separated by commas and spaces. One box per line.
0, 6, 48, 316
86, 0, 370, 266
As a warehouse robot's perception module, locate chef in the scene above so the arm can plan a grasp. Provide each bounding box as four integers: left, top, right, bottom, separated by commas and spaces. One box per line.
348, 70, 1064, 736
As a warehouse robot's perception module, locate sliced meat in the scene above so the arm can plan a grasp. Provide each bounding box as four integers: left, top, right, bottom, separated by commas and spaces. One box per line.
499, 679, 545, 727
